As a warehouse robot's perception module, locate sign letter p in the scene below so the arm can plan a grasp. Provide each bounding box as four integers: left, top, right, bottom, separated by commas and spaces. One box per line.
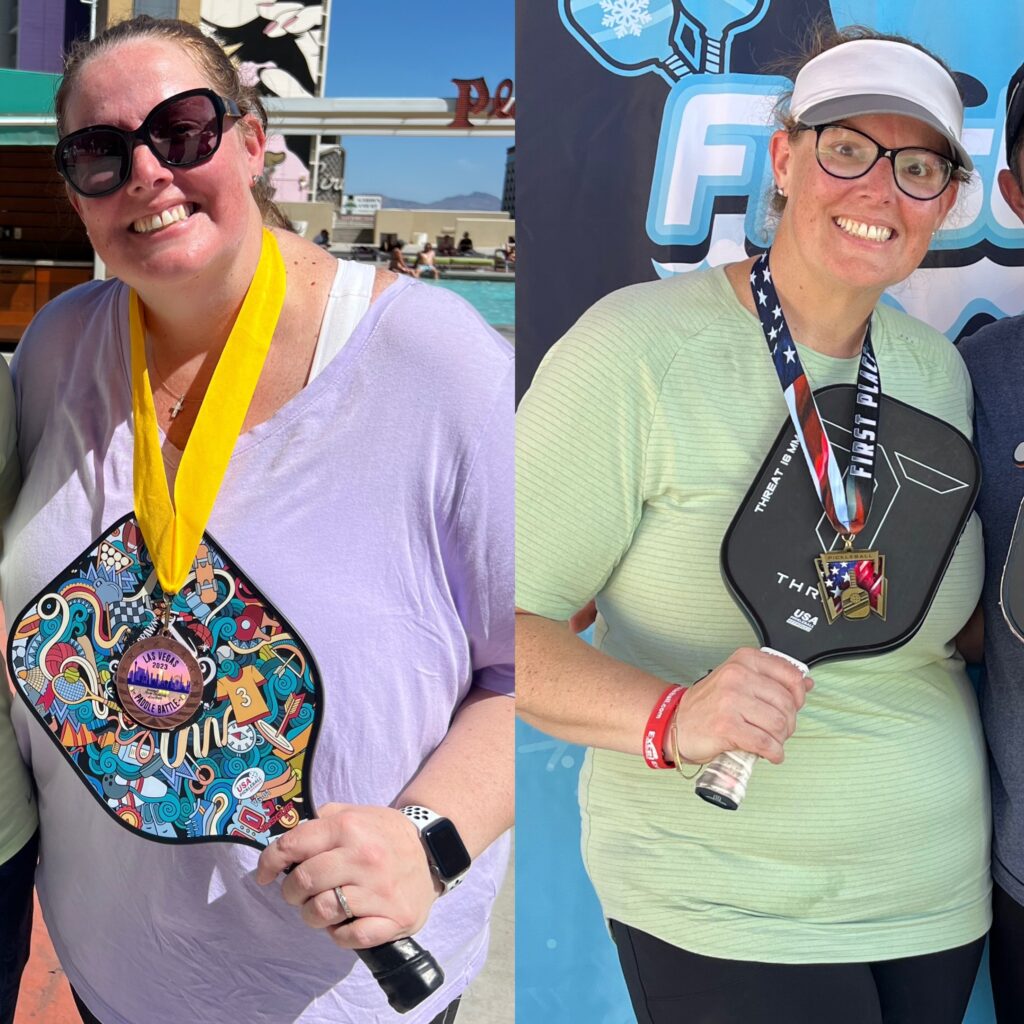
451, 77, 490, 128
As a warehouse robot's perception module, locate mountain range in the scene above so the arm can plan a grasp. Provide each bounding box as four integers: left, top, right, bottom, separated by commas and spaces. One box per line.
380, 191, 502, 212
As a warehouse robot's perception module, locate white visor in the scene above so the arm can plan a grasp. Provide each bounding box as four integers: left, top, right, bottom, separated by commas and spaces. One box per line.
790, 38, 971, 172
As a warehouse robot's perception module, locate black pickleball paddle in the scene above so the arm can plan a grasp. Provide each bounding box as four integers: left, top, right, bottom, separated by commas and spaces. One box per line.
694, 384, 980, 809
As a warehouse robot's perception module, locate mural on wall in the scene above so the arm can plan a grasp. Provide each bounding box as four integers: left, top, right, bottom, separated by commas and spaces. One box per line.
263, 133, 311, 202
201, 1, 328, 200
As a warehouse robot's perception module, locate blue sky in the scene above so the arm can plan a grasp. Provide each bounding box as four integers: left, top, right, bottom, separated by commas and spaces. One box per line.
324, 2, 514, 203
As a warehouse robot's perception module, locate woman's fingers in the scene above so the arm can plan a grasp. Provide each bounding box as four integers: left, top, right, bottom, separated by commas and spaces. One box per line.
279, 847, 353, 907
258, 804, 439, 949
295, 881, 423, 946
255, 810, 352, 885
300, 882, 373, 929
329, 914, 413, 951
742, 698, 795, 749
745, 648, 814, 707
672, 647, 813, 764
735, 719, 786, 765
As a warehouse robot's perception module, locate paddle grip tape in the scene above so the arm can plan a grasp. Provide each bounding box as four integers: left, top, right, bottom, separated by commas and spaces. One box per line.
280, 865, 444, 1011
357, 938, 445, 1013
693, 647, 808, 811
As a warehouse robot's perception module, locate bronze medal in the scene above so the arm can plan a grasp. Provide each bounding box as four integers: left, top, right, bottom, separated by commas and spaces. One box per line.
115, 633, 204, 731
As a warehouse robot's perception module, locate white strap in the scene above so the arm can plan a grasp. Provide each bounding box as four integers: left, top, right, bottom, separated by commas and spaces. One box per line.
162, 259, 377, 486
308, 259, 376, 382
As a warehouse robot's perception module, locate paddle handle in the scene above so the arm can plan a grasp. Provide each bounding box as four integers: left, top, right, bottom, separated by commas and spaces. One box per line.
281, 859, 444, 1012
356, 939, 445, 1013
694, 647, 808, 810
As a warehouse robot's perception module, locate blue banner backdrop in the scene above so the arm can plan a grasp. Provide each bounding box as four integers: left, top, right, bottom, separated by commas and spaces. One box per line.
516, 0, 1024, 1020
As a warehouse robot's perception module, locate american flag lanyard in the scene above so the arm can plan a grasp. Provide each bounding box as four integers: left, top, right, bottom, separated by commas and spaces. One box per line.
750, 250, 888, 624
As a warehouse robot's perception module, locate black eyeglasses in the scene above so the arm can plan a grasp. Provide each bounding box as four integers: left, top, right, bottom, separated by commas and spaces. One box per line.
55, 88, 242, 198
798, 123, 958, 201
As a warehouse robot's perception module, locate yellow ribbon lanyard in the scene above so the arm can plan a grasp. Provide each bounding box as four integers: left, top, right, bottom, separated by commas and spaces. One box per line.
129, 227, 287, 596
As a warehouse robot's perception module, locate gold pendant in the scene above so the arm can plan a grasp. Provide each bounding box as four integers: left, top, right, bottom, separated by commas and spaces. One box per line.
814, 542, 887, 624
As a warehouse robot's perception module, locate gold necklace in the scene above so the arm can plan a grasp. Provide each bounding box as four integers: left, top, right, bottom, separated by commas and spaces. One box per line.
146, 343, 200, 420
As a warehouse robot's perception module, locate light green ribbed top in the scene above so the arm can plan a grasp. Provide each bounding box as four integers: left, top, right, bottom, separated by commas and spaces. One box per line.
516, 266, 989, 962
0, 353, 36, 865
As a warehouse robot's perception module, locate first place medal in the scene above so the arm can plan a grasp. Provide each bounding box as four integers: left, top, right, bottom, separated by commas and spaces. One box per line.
750, 250, 889, 626
814, 537, 888, 624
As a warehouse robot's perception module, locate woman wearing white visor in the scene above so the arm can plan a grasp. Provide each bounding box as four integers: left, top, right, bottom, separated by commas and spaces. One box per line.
516, 26, 986, 1024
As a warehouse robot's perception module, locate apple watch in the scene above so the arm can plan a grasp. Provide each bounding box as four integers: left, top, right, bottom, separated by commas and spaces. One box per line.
399, 805, 471, 894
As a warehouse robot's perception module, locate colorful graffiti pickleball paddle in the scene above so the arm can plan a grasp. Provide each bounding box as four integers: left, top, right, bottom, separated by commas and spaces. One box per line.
695, 385, 980, 809
7, 512, 442, 1013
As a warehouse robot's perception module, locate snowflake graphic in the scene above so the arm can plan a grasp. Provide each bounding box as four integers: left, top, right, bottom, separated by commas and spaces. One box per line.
600, 0, 653, 39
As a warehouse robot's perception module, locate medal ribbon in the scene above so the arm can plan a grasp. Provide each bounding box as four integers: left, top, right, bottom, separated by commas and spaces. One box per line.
129, 227, 286, 594
749, 249, 881, 538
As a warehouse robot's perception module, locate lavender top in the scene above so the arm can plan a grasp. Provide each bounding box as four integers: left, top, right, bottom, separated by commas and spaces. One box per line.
2, 272, 513, 1024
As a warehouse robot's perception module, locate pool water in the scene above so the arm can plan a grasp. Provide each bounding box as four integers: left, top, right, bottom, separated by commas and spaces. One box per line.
424, 278, 515, 327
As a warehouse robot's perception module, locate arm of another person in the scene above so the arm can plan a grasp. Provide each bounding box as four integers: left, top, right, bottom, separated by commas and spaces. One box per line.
0, 359, 21, 558
516, 295, 809, 765
0, 357, 19, 687
956, 602, 984, 664
258, 356, 514, 950
950, 337, 985, 667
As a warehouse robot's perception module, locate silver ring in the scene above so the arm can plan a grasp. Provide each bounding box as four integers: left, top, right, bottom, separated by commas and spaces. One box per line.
333, 884, 354, 921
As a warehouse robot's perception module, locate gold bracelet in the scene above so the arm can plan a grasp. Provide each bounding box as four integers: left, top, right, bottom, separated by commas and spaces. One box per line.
668, 719, 705, 780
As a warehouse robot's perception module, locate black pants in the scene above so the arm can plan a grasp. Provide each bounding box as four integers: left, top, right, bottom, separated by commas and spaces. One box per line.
989, 880, 1024, 1022
0, 831, 38, 1024
73, 988, 460, 1024
611, 919, 984, 1024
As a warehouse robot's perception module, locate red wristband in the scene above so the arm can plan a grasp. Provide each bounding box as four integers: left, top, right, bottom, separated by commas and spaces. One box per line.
642, 685, 687, 769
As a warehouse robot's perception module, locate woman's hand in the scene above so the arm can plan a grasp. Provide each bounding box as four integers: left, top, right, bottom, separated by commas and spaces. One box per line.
256, 803, 438, 950
672, 648, 813, 765
569, 599, 598, 634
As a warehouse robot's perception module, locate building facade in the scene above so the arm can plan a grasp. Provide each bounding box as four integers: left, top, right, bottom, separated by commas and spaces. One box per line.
502, 144, 515, 219
201, 1, 332, 204
3, 0, 334, 205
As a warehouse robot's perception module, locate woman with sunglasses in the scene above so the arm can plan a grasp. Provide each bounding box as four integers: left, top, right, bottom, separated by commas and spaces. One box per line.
3, 15, 512, 1024
517, 25, 986, 1024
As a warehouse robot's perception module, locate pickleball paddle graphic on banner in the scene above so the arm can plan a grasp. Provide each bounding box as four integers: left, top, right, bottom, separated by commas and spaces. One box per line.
561, 0, 696, 81
7, 512, 442, 1013
698, 385, 980, 808
678, 0, 770, 72
560, 0, 769, 80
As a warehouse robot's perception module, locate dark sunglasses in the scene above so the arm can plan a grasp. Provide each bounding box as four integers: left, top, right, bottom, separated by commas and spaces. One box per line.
55, 88, 242, 198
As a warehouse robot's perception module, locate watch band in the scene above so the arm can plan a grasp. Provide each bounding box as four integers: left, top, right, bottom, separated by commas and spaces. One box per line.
399, 805, 471, 895
401, 805, 442, 828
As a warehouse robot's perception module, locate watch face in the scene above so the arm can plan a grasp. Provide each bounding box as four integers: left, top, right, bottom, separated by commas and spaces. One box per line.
422, 817, 471, 880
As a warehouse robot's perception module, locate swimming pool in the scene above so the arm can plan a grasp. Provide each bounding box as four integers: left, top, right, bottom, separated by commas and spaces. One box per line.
424, 278, 515, 327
